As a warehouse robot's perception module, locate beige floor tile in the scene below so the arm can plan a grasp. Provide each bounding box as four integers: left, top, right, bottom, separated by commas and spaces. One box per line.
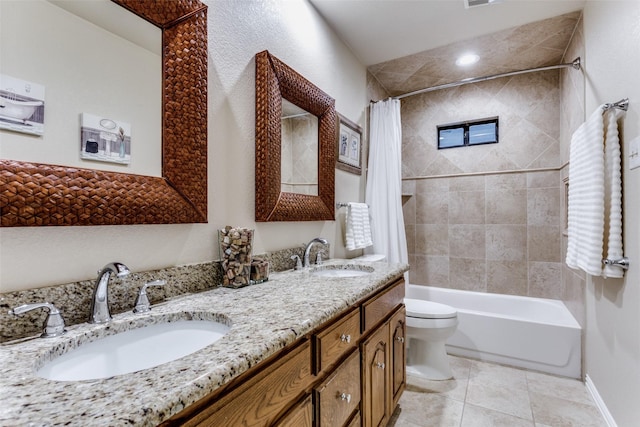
466, 360, 533, 420
469, 359, 529, 389
396, 390, 464, 427
388, 405, 423, 427
529, 392, 608, 427
466, 380, 533, 420
392, 356, 607, 427
526, 370, 595, 406
406, 356, 472, 402
461, 403, 535, 427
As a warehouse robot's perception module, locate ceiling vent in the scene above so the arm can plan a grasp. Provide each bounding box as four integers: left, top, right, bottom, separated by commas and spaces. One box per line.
464, 0, 499, 8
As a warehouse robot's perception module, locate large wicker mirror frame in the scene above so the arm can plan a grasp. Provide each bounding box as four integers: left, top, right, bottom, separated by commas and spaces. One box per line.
255, 50, 335, 221
0, 0, 207, 227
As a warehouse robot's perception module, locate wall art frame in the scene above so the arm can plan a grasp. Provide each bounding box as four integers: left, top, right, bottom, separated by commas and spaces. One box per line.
336, 113, 363, 175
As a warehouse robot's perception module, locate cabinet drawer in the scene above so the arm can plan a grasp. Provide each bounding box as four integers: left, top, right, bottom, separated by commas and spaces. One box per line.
315, 349, 361, 427
315, 308, 360, 374
183, 340, 312, 426
362, 279, 404, 334
276, 394, 313, 427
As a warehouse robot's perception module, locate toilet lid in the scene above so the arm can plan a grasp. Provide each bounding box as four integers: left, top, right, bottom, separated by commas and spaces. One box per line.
404, 298, 457, 319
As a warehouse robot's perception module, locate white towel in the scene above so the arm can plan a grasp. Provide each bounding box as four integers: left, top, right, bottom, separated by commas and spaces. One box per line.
603, 109, 624, 278
566, 105, 606, 276
344, 202, 373, 250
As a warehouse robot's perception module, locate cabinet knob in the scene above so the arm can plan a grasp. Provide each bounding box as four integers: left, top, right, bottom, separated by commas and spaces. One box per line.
340, 334, 351, 343
338, 392, 352, 403
396, 336, 405, 343
376, 362, 385, 370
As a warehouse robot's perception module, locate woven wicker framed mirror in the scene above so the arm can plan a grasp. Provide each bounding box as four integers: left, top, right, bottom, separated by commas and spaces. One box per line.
255, 50, 336, 222
0, 0, 207, 226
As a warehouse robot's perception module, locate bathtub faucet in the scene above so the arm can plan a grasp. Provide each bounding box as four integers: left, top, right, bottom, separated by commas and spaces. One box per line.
303, 237, 328, 268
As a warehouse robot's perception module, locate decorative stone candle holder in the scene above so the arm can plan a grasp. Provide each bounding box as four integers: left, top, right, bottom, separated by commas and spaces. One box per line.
218, 226, 254, 288
250, 257, 270, 284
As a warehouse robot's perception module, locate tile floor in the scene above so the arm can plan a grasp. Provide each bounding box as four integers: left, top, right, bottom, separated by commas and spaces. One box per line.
389, 356, 608, 427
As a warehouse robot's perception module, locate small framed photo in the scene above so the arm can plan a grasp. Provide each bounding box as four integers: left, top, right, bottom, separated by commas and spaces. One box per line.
336, 113, 363, 175
80, 113, 131, 165
0, 74, 45, 136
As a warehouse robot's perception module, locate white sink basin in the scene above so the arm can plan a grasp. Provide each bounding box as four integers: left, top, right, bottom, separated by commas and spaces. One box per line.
311, 265, 374, 278
37, 319, 230, 381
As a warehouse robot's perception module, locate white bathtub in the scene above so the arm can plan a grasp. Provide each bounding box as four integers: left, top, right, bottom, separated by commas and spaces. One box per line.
406, 284, 582, 378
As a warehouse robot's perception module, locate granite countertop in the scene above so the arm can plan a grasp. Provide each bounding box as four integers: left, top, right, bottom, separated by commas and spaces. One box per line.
0, 259, 408, 426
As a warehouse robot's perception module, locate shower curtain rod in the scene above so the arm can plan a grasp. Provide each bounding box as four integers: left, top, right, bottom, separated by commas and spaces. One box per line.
394, 57, 581, 100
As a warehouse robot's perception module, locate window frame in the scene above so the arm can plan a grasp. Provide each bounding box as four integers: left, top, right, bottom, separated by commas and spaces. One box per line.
437, 116, 499, 149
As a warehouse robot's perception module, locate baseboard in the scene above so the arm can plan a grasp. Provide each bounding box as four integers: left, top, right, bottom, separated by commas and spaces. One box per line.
585, 374, 618, 427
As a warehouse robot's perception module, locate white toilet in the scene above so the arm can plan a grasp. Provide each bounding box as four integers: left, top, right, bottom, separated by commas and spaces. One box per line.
404, 298, 458, 380
353, 253, 458, 380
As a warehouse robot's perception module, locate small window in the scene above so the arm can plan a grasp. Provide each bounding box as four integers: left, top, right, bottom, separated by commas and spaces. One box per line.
437, 117, 498, 149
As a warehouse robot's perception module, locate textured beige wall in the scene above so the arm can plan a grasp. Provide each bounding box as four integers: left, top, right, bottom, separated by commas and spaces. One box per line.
0, 0, 367, 291
582, 2, 640, 426
402, 71, 563, 299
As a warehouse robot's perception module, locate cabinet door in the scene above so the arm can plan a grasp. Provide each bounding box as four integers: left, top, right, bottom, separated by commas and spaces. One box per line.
276, 394, 313, 427
389, 306, 406, 413
361, 322, 390, 427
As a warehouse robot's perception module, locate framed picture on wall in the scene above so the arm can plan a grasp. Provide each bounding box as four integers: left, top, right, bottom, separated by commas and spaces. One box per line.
336, 113, 363, 175
0, 74, 45, 136
80, 113, 131, 165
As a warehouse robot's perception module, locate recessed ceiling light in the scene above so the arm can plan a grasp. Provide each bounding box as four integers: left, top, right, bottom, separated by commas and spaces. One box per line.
455, 54, 480, 67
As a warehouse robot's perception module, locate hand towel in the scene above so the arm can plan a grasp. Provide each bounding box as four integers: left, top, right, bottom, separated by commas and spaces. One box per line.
603, 108, 624, 278
566, 105, 606, 276
345, 202, 373, 250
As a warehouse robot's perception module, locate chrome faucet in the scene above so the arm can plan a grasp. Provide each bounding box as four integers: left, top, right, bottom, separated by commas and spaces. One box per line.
133, 279, 166, 313
303, 237, 328, 268
9, 302, 66, 338
89, 262, 130, 324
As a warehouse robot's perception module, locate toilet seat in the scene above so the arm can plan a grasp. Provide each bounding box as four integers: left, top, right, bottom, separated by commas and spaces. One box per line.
405, 298, 457, 319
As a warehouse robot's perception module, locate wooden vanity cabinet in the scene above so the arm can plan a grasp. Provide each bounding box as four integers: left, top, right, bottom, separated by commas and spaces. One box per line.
162, 278, 406, 427
361, 321, 391, 427
277, 395, 314, 427
314, 349, 361, 426
168, 339, 313, 427
360, 279, 406, 427
389, 307, 407, 412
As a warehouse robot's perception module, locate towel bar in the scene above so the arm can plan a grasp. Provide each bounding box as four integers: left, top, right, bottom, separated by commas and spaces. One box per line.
336, 202, 369, 209
602, 257, 629, 270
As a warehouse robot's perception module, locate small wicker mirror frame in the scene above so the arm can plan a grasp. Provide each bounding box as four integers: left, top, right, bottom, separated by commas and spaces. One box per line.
0, 0, 208, 226
255, 50, 336, 222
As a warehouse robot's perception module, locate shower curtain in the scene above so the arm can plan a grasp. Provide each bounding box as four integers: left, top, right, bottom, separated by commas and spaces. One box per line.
365, 99, 408, 266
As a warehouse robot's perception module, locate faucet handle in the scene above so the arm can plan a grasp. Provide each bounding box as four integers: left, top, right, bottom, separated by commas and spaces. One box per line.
315, 252, 324, 265
133, 280, 166, 313
9, 302, 66, 338
291, 255, 303, 270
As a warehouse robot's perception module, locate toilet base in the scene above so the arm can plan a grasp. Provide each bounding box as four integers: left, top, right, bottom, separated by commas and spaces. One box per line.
407, 337, 453, 380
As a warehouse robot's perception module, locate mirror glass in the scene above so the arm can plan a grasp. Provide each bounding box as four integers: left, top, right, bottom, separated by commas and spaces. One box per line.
0, 0, 161, 176
0, 0, 208, 226
281, 98, 318, 196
